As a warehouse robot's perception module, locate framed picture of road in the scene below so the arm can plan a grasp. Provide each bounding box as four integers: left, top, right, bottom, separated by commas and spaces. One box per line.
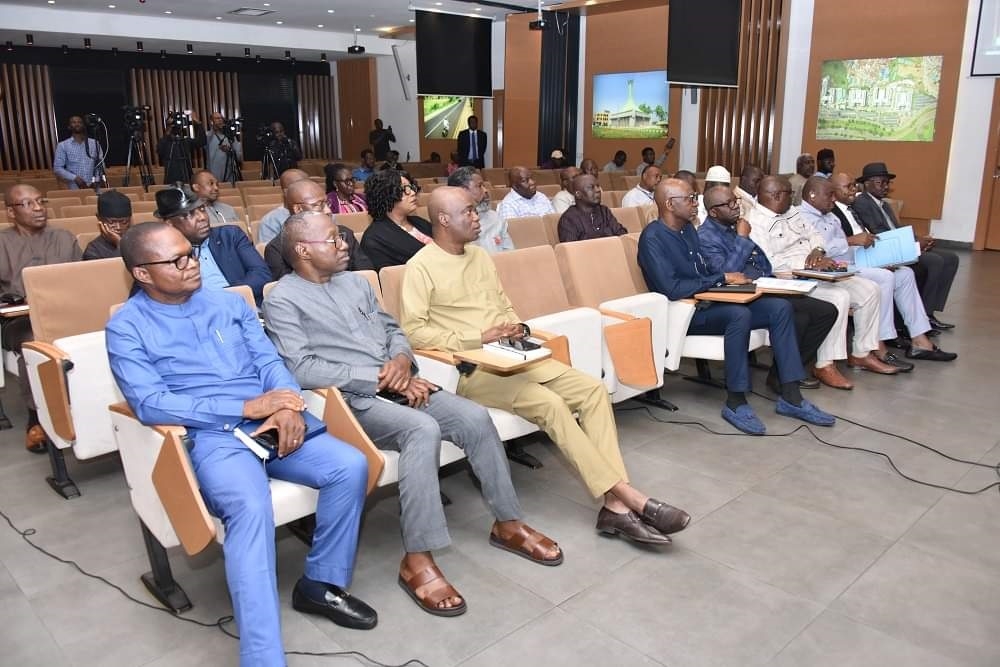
422, 96, 474, 140
816, 55, 943, 142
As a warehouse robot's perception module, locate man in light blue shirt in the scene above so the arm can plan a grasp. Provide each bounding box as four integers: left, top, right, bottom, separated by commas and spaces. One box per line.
107, 221, 377, 666
53, 115, 104, 189
352, 149, 376, 184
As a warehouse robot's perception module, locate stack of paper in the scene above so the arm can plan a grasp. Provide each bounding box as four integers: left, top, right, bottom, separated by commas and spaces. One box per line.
754, 277, 818, 293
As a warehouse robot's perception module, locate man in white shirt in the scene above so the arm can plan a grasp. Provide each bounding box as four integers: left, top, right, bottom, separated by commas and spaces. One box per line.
496, 167, 555, 221
448, 166, 514, 253
551, 166, 580, 214
621, 164, 660, 208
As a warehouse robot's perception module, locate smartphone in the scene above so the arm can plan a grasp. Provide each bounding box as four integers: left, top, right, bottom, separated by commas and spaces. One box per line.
252, 428, 279, 451
666, 137, 676, 149
499, 336, 542, 352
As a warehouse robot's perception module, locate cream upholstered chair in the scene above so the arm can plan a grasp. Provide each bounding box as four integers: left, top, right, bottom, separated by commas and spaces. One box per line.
506, 215, 552, 248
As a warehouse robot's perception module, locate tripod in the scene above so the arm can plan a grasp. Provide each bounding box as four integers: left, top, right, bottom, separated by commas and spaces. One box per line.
164, 134, 193, 186
260, 145, 279, 184
223, 138, 243, 186
123, 129, 155, 190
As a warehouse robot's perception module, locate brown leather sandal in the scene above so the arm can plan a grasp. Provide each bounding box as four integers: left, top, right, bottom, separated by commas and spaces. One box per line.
489, 523, 563, 566
397, 563, 467, 617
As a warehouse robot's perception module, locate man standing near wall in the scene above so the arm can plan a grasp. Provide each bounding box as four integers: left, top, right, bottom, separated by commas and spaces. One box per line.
457, 115, 487, 169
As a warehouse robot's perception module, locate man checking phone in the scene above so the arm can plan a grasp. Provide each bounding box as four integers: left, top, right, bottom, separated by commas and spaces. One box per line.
263, 211, 562, 618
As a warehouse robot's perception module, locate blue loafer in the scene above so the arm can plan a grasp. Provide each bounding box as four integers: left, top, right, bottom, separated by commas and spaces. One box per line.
776, 397, 835, 427
722, 404, 766, 435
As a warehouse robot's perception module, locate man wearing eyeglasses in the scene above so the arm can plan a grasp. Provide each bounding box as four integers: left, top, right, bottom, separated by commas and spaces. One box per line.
82, 190, 133, 260
1, 184, 82, 452
154, 186, 271, 305
107, 221, 377, 665
637, 178, 835, 435
263, 179, 372, 280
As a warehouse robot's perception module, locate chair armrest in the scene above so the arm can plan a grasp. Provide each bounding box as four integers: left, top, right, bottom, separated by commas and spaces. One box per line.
530, 329, 571, 366
414, 350, 460, 392
22, 341, 75, 442
108, 402, 187, 439
312, 387, 386, 495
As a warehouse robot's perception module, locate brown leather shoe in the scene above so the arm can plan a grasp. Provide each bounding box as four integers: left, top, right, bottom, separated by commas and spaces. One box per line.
25, 425, 48, 454
848, 352, 900, 375
813, 364, 854, 390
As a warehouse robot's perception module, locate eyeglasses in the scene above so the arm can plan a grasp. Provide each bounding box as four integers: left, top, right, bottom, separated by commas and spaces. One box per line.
711, 198, 740, 210
335, 177, 355, 184
136, 250, 198, 271
298, 231, 349, 248
668, 194, 699, 204
296, 198, 330, 211
402, 183, 420, 195
9, 197, 48, 209
102, 218, 131, 229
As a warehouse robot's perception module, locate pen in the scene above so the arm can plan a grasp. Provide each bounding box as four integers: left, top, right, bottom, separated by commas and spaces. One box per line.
216, 329, 224, 343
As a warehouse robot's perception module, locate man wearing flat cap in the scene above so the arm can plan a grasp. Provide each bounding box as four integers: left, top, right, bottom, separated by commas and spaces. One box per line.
850, 161, 960, 332
154, 186, 271, 305
83, 190, 133, 260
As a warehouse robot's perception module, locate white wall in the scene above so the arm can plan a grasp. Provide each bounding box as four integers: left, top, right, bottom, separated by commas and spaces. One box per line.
677, 88, 701, 171
933, 0, 993, 243
375, 43, 420, 162
776, 0, 815, 173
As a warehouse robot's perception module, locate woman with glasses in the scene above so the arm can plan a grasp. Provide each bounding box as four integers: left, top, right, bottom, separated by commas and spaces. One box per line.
360, 170, 433, 272
324, 163, 368, 215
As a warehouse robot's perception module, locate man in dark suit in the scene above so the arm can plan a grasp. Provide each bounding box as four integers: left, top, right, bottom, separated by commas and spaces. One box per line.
154, 186, 272, 305
457, 115, 487, 168
850, 162, 959, 330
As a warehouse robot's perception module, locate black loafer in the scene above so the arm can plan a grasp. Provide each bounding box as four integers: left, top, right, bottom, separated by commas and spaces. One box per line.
641, 498, 691, 535
879, 352, 914, 373
799, 377, 821, 390
596, 507, 670, 545
926, 328, 940, 338
292, 579, 378, 630
904, 345, 957, 362
886, 336, 911, 349
928, 316, 955, 330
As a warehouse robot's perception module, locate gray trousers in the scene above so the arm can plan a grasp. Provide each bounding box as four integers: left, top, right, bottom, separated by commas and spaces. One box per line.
350, 390, 522, 553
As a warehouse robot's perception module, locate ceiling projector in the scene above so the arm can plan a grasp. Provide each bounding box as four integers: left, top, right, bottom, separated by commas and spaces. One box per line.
348, 44, 365, 54
529, 18, 549, 31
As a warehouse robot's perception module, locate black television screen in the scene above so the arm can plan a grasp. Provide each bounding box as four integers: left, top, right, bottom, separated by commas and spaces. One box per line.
415, 11, 492, 97
667, 0, 741, 87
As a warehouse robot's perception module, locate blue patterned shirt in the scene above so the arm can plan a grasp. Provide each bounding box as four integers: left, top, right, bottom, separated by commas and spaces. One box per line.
53, 137, 104, 188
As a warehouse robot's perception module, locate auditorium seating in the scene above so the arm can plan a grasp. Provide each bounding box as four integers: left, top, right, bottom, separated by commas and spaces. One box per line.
507, 215, 552, 248
334, 211, 372, 234
49, 216, 100, 237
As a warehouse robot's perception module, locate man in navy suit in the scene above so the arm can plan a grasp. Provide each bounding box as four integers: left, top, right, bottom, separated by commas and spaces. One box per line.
154, 186, 271, 305
457, 115, 487, 168
850, 162, 959, 331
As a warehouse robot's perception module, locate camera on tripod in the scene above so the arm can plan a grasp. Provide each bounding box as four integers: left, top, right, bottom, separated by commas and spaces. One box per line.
123, 105, 151, 134
223, 117, 243, 141
84, 113, 103, 129
165, 110, 192, 137
256, 125, 275, 147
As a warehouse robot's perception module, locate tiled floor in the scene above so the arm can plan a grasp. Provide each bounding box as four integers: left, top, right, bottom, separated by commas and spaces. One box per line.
1, 248, 998, 667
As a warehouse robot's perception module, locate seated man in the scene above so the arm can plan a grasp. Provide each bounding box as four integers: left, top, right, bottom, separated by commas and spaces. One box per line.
789, 153, 815, 206
620, 164, 660, 208
634, 143, 671, 176
264, 179, 371, 279
747, 176, 897, 388
447, 166, 514, 254
579, 158, 600, 178
804, 176, 955, 363
638, 179, 835, 435
265, 211, 560, 617
83, 190, 132, 260
191, 169, 240, 227
154, 186, 271, 305
603, 150, 627, 173
698, 185, 838, 391
672, 170, 702, 226
735, 165, 764, 219
352, 149, 377, 184
551, 166, 580, 214
257, 168, 310, 245
107, 222, 376, 666
496, 166, 555, 221
1, 184, 82, 452
401, 186, 690, 546
557, 173, 627, 242
850, 162, 959, 331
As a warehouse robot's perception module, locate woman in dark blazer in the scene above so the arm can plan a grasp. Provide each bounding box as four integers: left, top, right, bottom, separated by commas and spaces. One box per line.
360, 170, 433, 272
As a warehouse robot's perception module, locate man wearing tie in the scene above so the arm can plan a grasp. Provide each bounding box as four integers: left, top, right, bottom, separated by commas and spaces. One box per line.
850, 162, 960, 331
457, 115, 487, 169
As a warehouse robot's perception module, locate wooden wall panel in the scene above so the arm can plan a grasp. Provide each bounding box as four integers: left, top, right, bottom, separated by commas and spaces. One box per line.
803, 1, 968, 221
337, 58, 378, 162
503, 13, 544, 168
129, 69, 240, 169
296, 74, 338, 160
698, 0, 783, 174
0, 64, 59, 172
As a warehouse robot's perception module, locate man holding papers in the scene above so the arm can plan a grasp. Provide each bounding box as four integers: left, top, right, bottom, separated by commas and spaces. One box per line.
402, 187, 691, 547
820, 175, 956, 362
698, 185, 839, 391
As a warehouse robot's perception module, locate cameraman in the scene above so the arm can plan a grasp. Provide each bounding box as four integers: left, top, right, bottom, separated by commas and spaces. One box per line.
264, 122, 302, 177
53, 115, 104, 190
205, 112, 242, 182
156, 110, 206, 185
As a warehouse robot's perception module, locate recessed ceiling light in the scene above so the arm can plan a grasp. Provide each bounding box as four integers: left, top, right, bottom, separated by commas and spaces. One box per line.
327, 9, 335, 13
215, 16, 222, 20
276, 20, 283, 24
107, 3, 115, 7
475, 7, 482, 10
434, 2, 442, 5
164, 9, 171, 14
263, 2, 270, 5
47, 0, 55, 4
409, 18, 415, 22
317, 24, 324, 28
354, 26, 361, 32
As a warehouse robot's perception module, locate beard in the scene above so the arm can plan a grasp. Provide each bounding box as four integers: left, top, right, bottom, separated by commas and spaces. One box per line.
476, 198, 491, 214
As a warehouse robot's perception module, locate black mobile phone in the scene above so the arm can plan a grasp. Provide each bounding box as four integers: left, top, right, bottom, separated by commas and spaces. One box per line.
376, 390, 410, 405
252, 428, 279, 451
500, 336, 542, 352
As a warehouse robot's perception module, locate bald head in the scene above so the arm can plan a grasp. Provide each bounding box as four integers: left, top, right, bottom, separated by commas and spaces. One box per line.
802, 176, 835, 214
654, 178, 696, 229
757, 175, 793, 215
559, 166, 580, 191
428, 186, 480, 246
284, 179, 325, 210
281, 211, 331, 268
279, 168, 310, 191
427, 186, 468, 227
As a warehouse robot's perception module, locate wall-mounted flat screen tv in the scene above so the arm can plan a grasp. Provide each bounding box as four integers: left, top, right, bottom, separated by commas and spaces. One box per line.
421, 96, 473, 140
591, 70, 669, 140
816, 55, 942, 142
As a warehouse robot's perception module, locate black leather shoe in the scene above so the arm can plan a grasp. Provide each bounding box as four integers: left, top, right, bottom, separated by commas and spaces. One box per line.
641, 498, 691, 535
928, 316, 955, 331
799, 377, 821, 390
596, 507, 670, 545
905, 345, 957, 362
878, 352, 914, 373
292, 579, 378, 630
926, 327, 940, 338
886, 336, 911, 349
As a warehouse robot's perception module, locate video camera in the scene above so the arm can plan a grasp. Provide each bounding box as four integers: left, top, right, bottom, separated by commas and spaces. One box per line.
165, 110, 192, 137
84, 113, 103, 129
256, 125, 275, 147
223, 117, 243, 141
122, 105, 151, 134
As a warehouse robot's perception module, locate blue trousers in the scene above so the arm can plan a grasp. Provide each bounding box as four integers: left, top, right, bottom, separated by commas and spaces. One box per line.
687, 296, 804, 392
189, 429, 367, 667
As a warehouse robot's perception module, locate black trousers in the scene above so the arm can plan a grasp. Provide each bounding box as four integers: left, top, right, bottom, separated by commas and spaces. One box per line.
788, 296, 838, 367
0, 316, 35, 410
913, 249, 959, 315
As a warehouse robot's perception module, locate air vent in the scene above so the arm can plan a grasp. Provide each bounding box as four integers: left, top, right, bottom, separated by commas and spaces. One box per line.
228, 7, 275, 17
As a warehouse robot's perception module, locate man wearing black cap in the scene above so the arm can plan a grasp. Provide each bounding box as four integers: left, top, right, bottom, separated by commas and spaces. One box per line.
154, 186, 271, 304
83, 190, 133, 260
851, 162, 960, 331
816, 149, 835, 178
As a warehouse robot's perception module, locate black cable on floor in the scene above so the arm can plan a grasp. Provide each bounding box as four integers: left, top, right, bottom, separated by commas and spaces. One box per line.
616, 401, 1000, 496
0, 507, 429, 667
